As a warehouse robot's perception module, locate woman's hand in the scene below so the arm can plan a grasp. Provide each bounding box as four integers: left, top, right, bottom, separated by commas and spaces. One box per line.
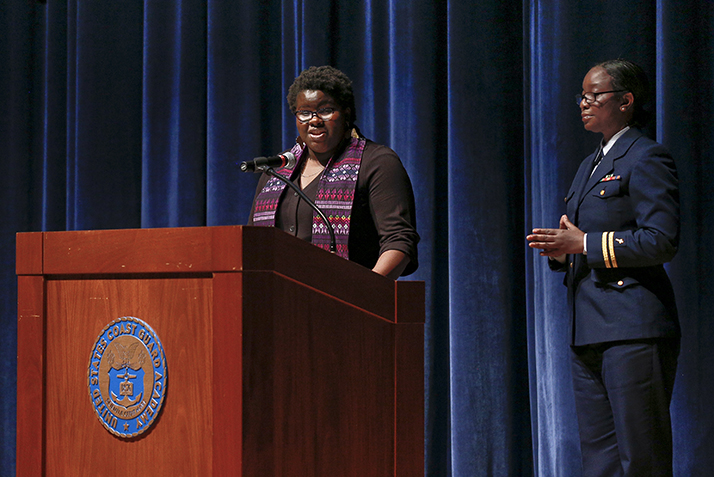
527, 215, 585, 257
372, 250, 410, 280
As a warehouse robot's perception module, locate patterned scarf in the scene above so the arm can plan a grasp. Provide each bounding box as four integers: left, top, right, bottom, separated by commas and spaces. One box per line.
251, 130, 366, 259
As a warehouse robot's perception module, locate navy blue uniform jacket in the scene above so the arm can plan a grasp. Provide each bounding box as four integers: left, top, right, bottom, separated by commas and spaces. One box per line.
554, 128, 680, 346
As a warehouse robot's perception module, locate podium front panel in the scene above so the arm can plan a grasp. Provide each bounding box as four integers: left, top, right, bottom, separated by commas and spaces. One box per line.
45, 276, 214, 474
16, 226, 424, 476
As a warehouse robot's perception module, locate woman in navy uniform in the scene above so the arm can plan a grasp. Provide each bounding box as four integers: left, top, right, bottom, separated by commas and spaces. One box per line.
527, 59, 680, 476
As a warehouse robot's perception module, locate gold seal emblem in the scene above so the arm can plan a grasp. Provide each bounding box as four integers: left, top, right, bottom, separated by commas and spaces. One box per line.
88, 317, 167, 438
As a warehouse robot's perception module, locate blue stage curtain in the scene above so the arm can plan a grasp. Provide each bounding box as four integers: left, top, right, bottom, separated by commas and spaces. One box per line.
1, 1, 712, 475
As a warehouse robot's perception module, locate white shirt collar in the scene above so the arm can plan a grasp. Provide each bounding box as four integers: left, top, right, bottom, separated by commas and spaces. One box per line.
601, 126, 630, 156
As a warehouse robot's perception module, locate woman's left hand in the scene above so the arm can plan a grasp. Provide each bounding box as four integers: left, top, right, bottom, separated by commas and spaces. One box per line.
372, 250, 410, 280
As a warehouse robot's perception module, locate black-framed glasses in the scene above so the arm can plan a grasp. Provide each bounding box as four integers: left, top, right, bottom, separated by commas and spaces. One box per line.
575, 90, 628, 106
294, 107, 337, 123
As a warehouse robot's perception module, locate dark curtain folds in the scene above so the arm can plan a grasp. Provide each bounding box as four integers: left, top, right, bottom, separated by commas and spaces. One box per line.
659, 2, 714, 474
2, 1, 713, 475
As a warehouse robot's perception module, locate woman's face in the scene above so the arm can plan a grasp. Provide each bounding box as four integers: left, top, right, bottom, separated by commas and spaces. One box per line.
579, 66, 629, 142
295, 90, 350, 162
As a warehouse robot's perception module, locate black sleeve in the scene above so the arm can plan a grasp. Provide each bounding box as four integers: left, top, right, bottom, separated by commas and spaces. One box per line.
352, 142, 420, 275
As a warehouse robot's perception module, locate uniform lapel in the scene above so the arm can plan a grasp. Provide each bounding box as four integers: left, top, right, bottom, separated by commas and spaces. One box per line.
579, 150, 614, 201
576, 128, 641, 208
567, 149, 598, 222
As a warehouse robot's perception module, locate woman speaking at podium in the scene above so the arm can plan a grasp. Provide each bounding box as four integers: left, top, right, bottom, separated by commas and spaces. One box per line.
248, 66, 419, 280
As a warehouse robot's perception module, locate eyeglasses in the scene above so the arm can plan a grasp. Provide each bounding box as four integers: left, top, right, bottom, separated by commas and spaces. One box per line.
575, 90, 628, 106
294, 107, 337, 123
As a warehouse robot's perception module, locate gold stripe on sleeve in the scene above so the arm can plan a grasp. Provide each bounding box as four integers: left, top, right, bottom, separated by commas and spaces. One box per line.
608, 232, 618, 268
602, 232, 612, 268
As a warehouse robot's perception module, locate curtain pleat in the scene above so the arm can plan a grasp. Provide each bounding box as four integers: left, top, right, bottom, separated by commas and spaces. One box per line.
142, 0, 207, 227
658, 3, 714, 476
1, 1, 712, 475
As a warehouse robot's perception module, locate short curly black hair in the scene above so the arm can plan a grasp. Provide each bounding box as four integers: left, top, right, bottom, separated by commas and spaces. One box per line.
287, 65, 357, 126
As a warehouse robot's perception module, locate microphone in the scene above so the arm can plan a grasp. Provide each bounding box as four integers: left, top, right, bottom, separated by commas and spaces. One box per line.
239, 152, 296, 172
239, 158, 337, 254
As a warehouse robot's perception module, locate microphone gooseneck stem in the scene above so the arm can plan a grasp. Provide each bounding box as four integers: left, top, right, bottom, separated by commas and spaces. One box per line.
262, 167, 337, 254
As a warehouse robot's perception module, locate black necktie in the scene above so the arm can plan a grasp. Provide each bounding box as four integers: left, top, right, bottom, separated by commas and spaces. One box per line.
590, 147, 603, 176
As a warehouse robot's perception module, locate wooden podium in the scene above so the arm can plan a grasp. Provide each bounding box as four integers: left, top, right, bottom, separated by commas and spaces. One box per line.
16, 226, 424, 476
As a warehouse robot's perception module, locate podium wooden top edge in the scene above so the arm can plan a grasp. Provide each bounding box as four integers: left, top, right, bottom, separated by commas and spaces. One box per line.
16, 225, 424, 324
